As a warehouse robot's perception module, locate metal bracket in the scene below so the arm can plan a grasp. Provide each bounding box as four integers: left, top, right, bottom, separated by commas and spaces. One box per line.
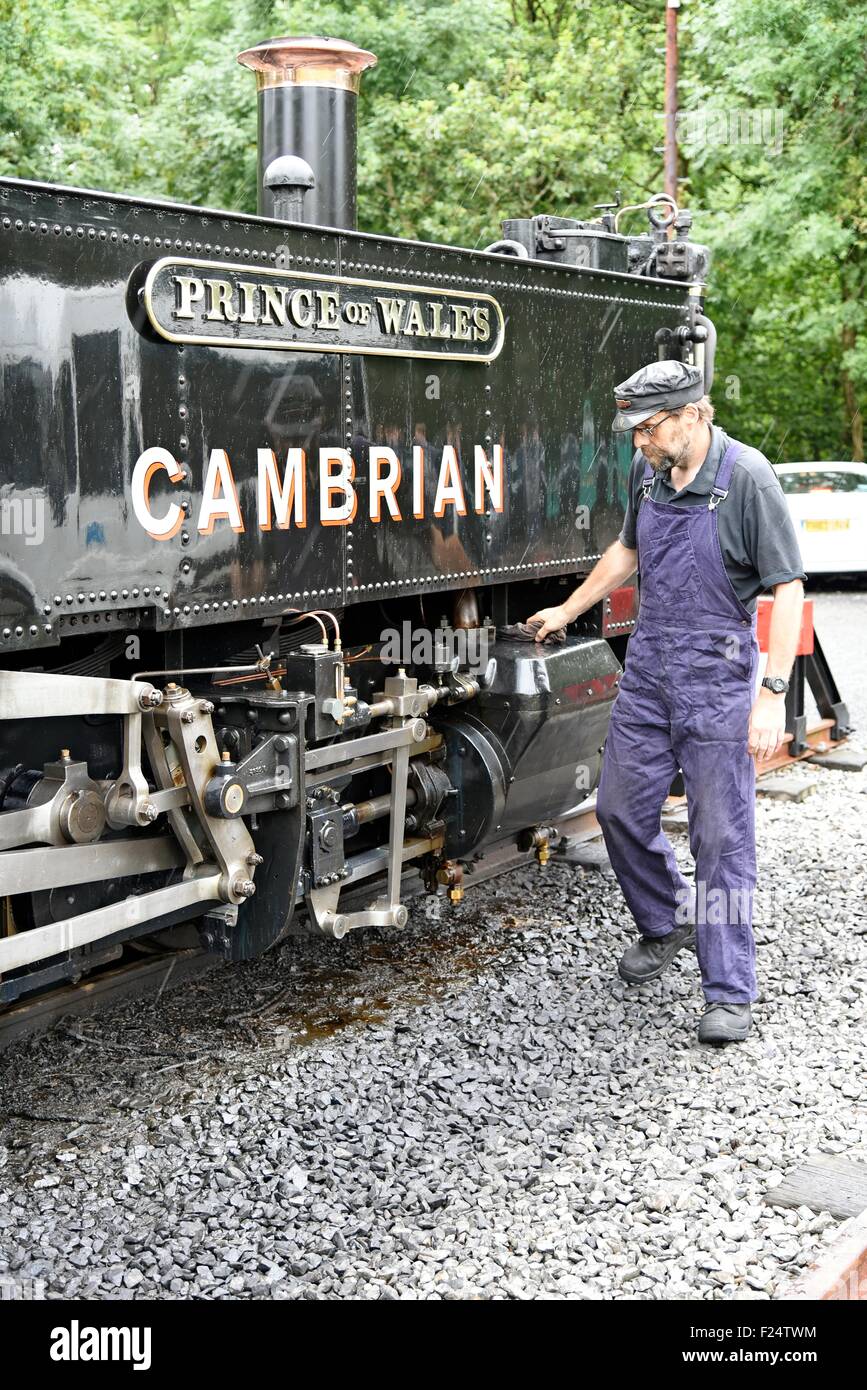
203, 733, 298, 818
104, 711, 153, 828
305, 882, 408, 940
803, 633, 853, 743
303, 670, 425, 939
158, 687, 258, 905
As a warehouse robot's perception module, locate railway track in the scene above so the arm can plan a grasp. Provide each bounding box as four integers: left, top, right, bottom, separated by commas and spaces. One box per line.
0, 806, 605, 1050
0, 726, 849, 1055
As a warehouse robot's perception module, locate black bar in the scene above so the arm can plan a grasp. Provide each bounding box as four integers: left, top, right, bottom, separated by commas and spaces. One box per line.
805, 631, 853, 741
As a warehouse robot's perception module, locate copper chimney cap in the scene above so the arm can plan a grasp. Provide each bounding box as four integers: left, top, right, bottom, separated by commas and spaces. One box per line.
237, 35, 378, 92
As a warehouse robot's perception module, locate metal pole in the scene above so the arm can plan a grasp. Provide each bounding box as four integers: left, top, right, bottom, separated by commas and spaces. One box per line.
664, 0, 680, 205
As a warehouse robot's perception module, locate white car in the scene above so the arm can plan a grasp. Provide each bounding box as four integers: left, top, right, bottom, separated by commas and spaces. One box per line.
775, 461, 867, 575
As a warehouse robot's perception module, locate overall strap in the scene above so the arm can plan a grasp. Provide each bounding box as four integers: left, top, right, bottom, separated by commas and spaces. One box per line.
640, 458, 654, 500
708, 442, 744, 510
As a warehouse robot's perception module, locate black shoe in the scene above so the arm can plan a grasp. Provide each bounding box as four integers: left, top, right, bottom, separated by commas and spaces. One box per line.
617, 923, 696, 984
698, 1002, 752, 1045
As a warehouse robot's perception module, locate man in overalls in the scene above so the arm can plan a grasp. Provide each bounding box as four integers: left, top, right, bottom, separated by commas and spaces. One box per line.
529, 362, 806, 1044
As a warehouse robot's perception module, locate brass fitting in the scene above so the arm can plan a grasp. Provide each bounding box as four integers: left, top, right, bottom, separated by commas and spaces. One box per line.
435, 859, 464, 904
519, 825, 552, 866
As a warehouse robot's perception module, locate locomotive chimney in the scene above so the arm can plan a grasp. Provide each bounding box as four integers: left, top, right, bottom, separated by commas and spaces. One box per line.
237, 35, 378, 229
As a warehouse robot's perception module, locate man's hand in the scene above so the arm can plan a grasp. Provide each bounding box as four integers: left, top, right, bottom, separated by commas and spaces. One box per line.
522, 542, 637, 642
527, 605, 571, 641
748, 691, 787, 761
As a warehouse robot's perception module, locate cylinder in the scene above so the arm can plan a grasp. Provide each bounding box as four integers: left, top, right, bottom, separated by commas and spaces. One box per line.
237, 35, 378, 229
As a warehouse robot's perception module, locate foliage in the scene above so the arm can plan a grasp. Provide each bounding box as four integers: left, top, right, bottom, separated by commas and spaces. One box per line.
0, 0, 863, 458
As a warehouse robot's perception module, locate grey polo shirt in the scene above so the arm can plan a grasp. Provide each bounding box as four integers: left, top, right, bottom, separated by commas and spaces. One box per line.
618, 424, 807, 612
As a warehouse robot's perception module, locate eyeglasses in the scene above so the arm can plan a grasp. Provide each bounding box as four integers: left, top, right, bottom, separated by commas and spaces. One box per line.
633, 411, 676, 441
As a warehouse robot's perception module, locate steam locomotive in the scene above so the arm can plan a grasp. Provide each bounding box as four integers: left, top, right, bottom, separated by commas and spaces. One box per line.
0, 36, 713, 1005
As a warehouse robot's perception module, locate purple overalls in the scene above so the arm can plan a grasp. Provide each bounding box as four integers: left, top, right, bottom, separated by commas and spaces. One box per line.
596, 442, 759, 1003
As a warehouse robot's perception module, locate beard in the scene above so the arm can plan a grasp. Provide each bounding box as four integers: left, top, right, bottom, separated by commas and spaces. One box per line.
642, 426, 691, 478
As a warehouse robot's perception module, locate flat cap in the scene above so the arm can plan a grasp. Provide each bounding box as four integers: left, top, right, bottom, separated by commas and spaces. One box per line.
612, 360, 704, 432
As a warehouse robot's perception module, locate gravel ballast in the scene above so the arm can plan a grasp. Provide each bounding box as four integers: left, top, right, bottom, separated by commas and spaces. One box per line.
0, 593, 865, 1301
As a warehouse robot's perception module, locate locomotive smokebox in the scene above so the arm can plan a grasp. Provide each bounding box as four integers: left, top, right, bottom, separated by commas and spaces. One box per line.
237, 35, 377, 228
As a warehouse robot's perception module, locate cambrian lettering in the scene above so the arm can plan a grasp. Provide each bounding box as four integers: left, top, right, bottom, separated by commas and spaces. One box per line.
131, 444, 505, 540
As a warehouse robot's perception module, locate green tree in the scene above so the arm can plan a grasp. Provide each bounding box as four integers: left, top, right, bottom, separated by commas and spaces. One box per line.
682, 0, 867, 460
2, 0, 862, 460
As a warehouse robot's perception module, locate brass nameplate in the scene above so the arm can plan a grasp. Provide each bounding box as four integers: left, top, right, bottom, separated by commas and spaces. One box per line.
139, 257, 505, 362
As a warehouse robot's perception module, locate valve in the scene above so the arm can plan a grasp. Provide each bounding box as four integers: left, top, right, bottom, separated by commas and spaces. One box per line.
435, 859, 464, 904
519, 826, 554, 866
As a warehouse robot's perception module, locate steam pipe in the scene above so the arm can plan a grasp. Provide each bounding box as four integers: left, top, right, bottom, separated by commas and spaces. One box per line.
238, 35, 377, 228
664, 1, 681, 205
695, 312, 717, 393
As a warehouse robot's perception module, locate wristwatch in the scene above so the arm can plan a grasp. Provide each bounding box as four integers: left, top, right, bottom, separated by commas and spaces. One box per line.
761, 675, 790, 695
